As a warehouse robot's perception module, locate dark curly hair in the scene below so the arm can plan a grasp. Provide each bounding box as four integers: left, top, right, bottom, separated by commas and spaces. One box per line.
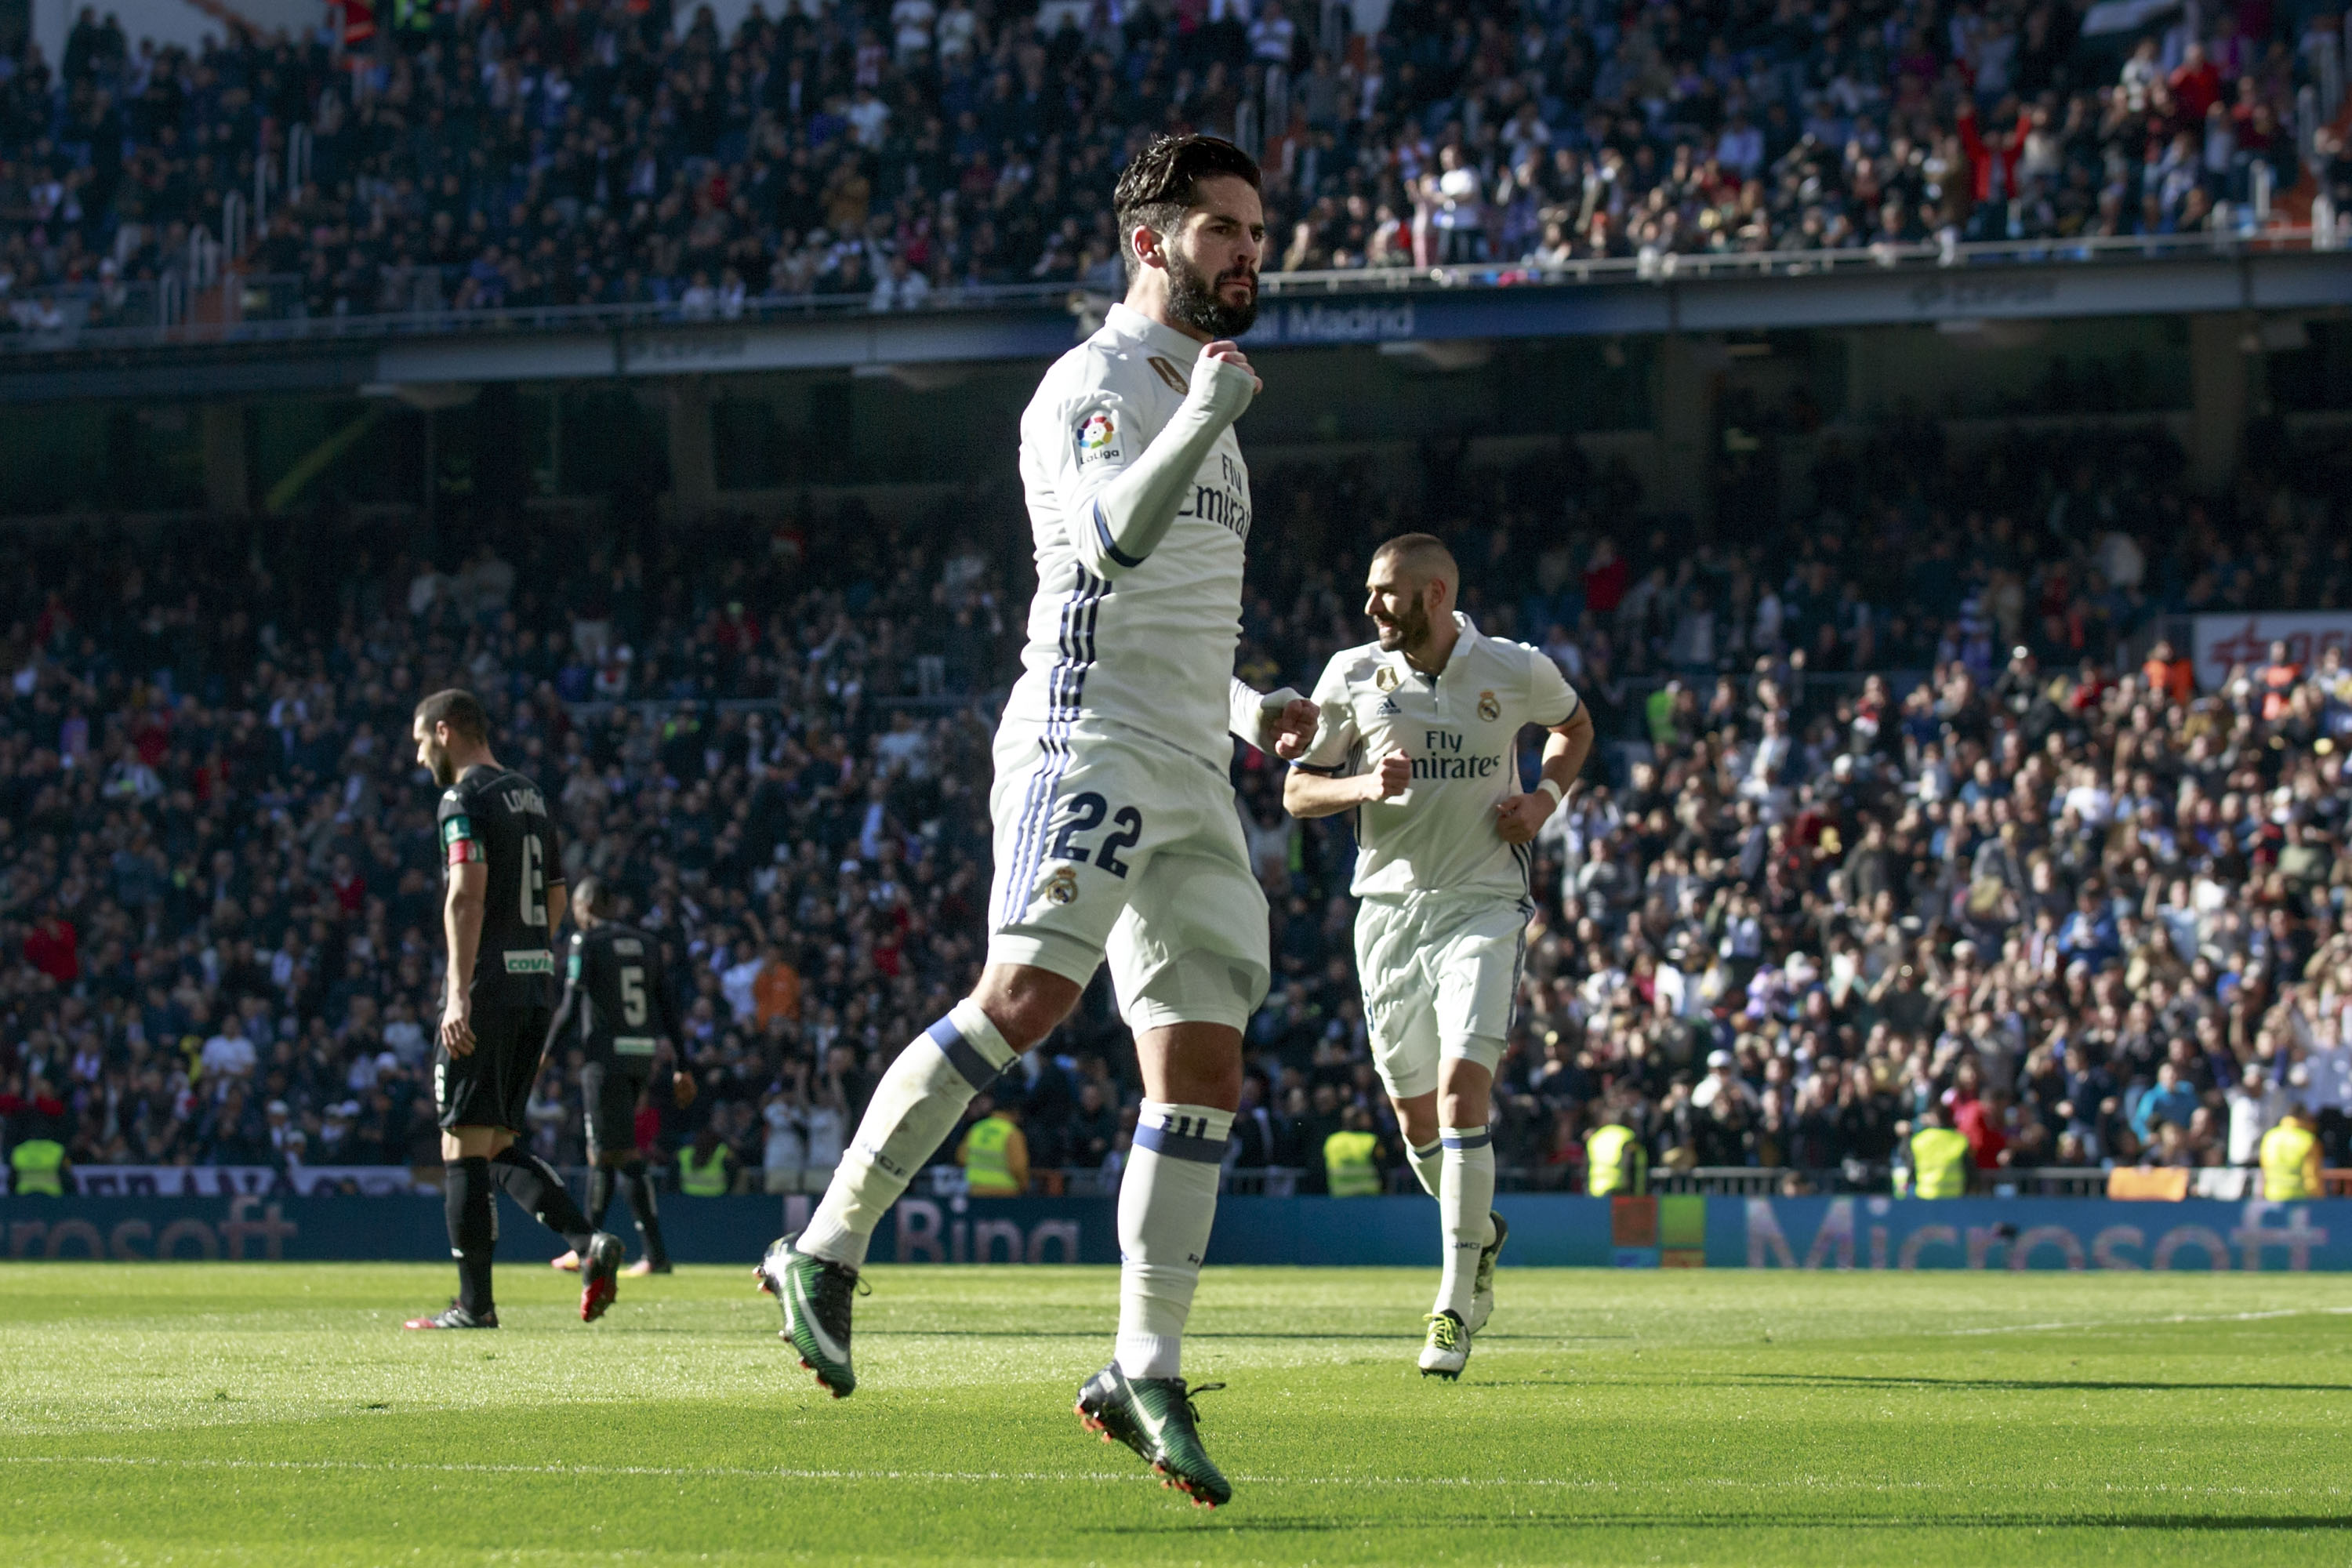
1112, 134, 1262, 282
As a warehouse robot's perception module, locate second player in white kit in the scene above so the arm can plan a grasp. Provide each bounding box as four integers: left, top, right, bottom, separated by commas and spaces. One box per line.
758, 134, 1315, 1510
1287, 534, 1594, 1378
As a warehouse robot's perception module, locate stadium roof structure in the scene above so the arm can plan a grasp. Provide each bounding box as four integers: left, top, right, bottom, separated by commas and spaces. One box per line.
2, 230, 2343, 405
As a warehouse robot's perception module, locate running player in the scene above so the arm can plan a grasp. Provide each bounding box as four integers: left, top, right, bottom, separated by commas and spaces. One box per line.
403, 689, 625, 1330
755, 133, 1314, 1508
1284, 535, 1593, 1378
545, 876, 677, 1277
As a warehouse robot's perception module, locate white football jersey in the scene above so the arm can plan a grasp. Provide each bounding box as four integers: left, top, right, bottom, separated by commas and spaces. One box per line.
1299, 615, 1580, 901
1005, 303, 1253, 768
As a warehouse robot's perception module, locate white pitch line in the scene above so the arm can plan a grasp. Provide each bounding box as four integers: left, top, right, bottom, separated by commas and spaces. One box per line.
1940, 1305, 2352, 1337
0, 1457, 2336, 1499
0, 1455, 1555, 1489
0, 1455, 1130, 1486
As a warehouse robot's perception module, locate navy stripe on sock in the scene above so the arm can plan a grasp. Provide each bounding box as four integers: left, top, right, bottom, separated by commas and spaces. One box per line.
1413, 1141, 1442, 1158
926, 1014, 1001, 1091
1440, 1131, 1493, 1151
1136, 1120, 1227, 1164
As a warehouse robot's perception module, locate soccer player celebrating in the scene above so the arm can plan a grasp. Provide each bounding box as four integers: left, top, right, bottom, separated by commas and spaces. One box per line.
756, 132, 1314, 1508
545, 876, 677, 1277
404, 690, 625, 1330
1284, 536, 1594, 1379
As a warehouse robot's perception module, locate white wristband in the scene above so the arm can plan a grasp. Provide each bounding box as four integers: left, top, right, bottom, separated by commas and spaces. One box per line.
1537, 778, 1566, 808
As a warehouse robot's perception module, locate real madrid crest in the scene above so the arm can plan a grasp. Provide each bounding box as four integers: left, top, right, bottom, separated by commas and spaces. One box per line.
1043, 866, 1080, 906
1478, 690, 1501, 721
1374, 665, 1399, 693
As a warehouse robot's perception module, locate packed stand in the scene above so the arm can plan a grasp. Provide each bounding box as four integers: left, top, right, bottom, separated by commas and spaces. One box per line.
4, 413, 2352, 1195
1225, 418, 2352, 1190
0, 500, 1046, 1189
3, 0, 2345, 329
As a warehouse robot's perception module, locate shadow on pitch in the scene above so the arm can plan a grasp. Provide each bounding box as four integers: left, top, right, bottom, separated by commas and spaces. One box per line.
1722, 1371, 2352, 1395
1102, 1512, 2352, 1537
839, 1330, 1629, 1343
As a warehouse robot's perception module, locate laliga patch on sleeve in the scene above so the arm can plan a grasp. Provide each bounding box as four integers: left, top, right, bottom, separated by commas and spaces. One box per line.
1074, 410, 1121, 465
441, 814, 472, 846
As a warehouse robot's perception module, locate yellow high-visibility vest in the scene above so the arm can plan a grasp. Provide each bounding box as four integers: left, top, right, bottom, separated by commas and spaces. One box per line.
963, 1116, 1022, 1196
1585, 1123, 1646, 1196
1324, 1129, 1381, 1197
9, 1138, 64, 1196
2261, 1123, 2321, 1200
1909, 1127, 1972, 1199
677, 1145, 730, 1197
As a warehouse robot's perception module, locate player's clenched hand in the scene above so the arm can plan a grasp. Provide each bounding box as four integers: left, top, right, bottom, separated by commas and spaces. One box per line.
1494, 791, 1552, 845
1267, 697, 1318, 760
440, 997, 475, 1058
1200, 339, 1262, 395
1363, 750, 1412, 802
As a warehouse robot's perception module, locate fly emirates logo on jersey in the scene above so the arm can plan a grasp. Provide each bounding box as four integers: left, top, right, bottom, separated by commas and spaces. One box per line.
1410, 729, 1504, 780
1180, 452, 1251, 542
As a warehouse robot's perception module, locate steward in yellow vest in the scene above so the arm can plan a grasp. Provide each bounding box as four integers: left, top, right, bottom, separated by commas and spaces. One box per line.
9, 1138, 67, 1196
958, 1100, 1029, 1196
1905, 1106, 1972, 1199
1324, 1107, 1385, 1196
677, 1130, 734, 1196
1585, 1122, 1647, 1196
2261, 1111, 2322, 1201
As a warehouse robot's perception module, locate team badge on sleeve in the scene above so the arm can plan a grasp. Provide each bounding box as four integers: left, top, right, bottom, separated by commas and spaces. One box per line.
441, 815, 481, 866
1075, 412, 1120, 464
1478, 691, 1501, 721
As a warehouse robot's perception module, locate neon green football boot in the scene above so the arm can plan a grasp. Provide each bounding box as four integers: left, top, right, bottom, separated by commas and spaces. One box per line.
1465, 1209, 1508, 1334
1418, 1309, 1470, 1379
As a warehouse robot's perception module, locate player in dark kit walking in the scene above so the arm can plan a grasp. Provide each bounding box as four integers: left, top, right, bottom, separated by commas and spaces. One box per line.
403, 688, 625, 1330
544, 876, 677, 1277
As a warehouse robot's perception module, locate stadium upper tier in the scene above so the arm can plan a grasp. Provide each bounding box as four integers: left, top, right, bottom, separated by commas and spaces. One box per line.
0, 229, 2346, 364
3, 0, 2348, 364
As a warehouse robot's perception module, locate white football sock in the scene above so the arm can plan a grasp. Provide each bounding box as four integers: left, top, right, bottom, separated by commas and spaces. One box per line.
1436, 1124, 1496, 1322
1407, 1138, 1443, 1197
800, 1000, 1014, 1269
1114, 1101, 1233, 1382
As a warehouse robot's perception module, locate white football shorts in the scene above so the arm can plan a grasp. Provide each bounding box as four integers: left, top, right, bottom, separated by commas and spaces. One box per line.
986, 720, 1270, 1034
1353, 890, 1527, 1099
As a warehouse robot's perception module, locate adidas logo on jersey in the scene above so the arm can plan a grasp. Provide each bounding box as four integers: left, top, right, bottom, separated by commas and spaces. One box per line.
1377, 697, 1401, 716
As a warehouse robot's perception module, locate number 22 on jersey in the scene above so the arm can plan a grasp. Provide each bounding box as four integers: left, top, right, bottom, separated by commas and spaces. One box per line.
1048, 792, 1145, 877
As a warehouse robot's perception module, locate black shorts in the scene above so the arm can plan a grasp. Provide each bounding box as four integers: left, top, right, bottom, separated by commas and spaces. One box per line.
434, 1005, 554, 1134
579, 1061, 648, 1159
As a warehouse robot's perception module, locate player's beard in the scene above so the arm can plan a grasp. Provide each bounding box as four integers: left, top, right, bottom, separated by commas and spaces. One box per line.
1165, 244, 1258, 339
424, 743, 456, 788
1375, 598, 1432, 656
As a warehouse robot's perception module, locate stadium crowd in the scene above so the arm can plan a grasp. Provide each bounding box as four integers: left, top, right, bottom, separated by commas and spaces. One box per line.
2, 0, 2347, 329
1, 413, 2350, 1196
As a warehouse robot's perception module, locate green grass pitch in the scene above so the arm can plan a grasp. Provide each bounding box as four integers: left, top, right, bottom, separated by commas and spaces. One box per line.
4, 1261, 2350, 1565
